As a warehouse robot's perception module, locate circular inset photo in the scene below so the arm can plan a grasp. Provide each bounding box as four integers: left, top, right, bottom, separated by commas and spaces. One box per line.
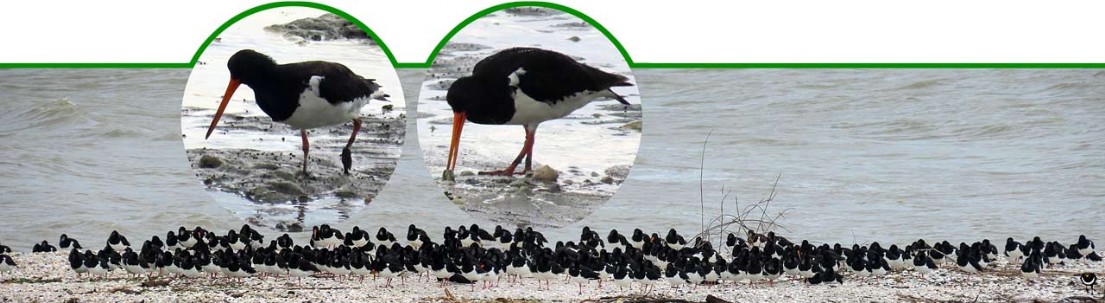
181, 7, 405, 230
417, 7, 643, 228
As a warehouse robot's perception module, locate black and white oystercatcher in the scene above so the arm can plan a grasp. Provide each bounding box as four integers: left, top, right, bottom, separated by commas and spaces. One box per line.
0, 255, 15, 275
205, 49, 390, 175
1081, 272, 1098, 295
442, 47, 633, 179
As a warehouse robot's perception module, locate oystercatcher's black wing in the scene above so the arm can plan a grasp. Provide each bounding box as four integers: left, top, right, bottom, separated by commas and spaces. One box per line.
471, 47, 631, 105
280, 61, 385, 106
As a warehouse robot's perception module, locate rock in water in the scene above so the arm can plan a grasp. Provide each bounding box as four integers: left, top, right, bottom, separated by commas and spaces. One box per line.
503, 7, 564, 17
600, 176, 615, 184
605, 165, 631, 180
264, 13, 375, 43
532, 165, 559, 182
621, 120, 642, 131
198, 155, 223, 169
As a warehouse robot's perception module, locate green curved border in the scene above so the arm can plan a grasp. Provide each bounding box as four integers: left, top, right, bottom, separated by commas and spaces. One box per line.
188, 1, 401, 67
1, 1, 1105, 69
394, 1, 632, 69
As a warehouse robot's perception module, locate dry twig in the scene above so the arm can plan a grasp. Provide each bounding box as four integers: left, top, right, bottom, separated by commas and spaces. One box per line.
692, 133, 793, 252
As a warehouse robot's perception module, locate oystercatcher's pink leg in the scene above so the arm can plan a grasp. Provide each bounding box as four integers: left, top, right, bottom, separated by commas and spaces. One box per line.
524, 131, 534, 173
300, 129, 310, 176
346, 118, 362, 148
480, 125, 536, 176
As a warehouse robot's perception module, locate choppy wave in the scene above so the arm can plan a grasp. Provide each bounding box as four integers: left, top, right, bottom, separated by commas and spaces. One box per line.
92, 128, 145, 139
0, 98, 95, 135
893, 78, 944, 90
1, 67, 1103, 251
623, 68, 1105, 245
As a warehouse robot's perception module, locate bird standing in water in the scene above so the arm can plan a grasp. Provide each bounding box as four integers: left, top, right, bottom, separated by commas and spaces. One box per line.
205, 49, 389, 176
442, 47, 632, 180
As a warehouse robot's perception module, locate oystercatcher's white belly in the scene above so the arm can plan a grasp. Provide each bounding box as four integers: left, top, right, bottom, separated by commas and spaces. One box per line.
506, 89, 614, 125
282, 92, 369, 130
281, 76, 375, 129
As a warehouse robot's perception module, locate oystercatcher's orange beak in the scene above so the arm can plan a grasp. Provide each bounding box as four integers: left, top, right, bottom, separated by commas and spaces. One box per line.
205, 78, 241, 139
445, 111, 466, 174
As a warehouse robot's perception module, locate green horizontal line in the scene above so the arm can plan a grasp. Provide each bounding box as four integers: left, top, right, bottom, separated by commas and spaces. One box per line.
5, 62, 1105, 69
3, 2, 1105, 70
394, 63, 430, 69
630, 63, 1105, 68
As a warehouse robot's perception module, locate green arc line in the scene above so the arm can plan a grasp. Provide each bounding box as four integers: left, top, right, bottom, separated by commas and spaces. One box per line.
396, 1, 632, 69
1, 1, 1104, 69
187, 1, 396, 67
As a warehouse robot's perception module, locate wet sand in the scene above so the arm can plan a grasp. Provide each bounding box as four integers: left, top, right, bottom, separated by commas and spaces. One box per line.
185, 110, 404, 204
182, 106, 404, 231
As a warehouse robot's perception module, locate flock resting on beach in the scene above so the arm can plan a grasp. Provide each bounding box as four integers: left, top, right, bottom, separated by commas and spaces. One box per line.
0, 225, 1100, 295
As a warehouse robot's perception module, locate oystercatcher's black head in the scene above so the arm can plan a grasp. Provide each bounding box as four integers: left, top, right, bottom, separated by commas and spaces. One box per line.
444, 77, 480, 115
227, 49, 277, 86
205, 49, 277, 140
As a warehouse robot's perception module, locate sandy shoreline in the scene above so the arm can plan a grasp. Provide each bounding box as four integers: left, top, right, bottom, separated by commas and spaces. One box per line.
1, 251, 1101, 303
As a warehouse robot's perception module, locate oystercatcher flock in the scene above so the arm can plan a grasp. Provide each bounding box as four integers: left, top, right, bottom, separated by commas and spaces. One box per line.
0, 225, 1099, 295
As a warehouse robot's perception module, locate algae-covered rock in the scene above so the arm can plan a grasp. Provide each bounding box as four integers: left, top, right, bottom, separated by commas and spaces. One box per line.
265, 13, 375, 43
198, 155, 223, 169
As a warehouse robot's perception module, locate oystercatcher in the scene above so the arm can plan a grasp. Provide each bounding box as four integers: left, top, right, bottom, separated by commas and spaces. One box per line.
913, 250, 936, 277
442, 47, 633, 179
69, 248, 87, 276
1076, 235, 1096, 256
204, 49, 390, 176
288, 257, 318, 284
121, 249, 149, 278
32, 241, 56, 253
1020, 255, 1041, 280
611, 265, 631, 291
59, 234, 81, 250
345, 227, 371, 248
0, 254, 15, 276
107, 230, 130, 252
348, 252, 371, 282
1004, 237, 1024, 261
955, 249, 982, 273
1081, 272, 1097, 296
85, 254, 111, 278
